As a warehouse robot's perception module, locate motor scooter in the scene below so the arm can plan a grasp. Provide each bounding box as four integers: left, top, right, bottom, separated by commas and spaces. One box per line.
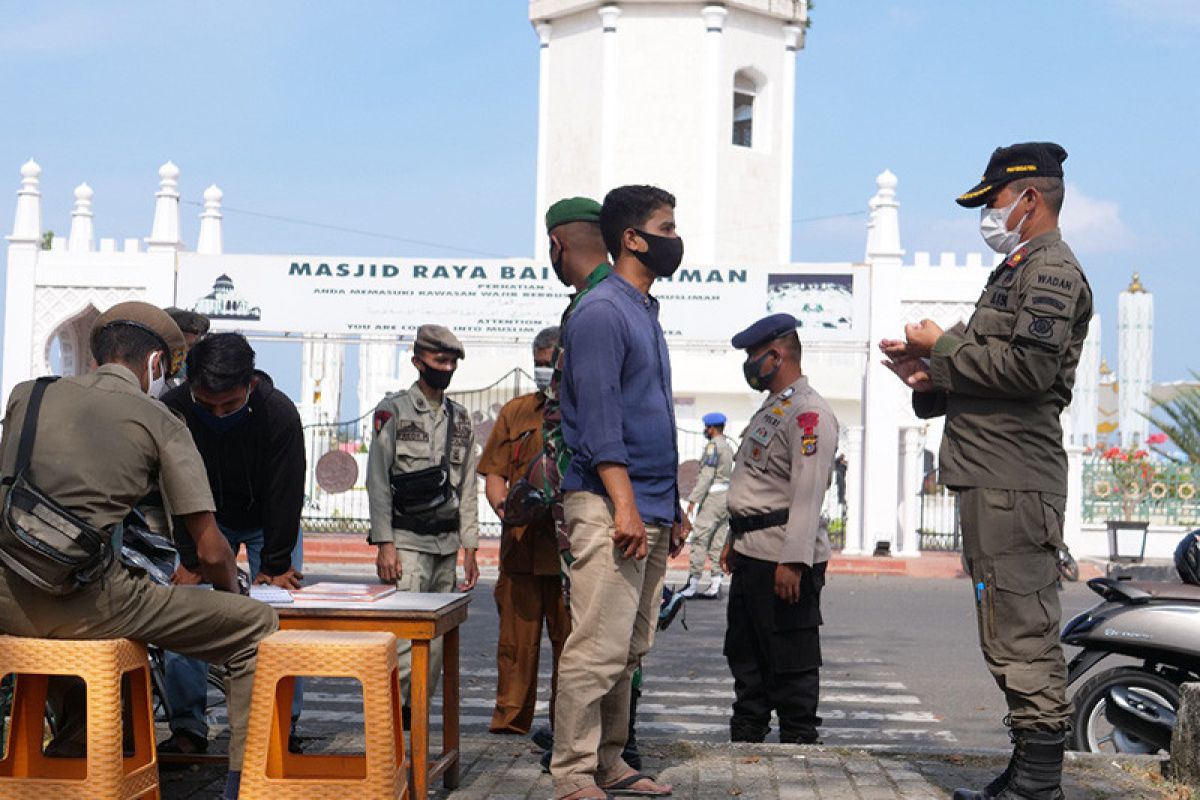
1061, 576, 1200, 754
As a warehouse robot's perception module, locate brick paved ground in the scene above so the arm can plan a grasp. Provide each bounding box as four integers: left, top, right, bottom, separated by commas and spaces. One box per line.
161, 736, 1180, 799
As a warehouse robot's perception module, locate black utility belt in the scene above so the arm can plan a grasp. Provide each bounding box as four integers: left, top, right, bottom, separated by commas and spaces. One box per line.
729, 509, 789, 535
391, 513, 459, 537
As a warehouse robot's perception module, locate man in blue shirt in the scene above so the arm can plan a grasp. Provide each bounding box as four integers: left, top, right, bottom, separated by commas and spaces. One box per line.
550, 185, 688, 800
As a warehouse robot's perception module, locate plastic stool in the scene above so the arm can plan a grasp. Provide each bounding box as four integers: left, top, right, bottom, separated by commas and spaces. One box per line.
240, 629, 408, 799
0, 635, 159, 799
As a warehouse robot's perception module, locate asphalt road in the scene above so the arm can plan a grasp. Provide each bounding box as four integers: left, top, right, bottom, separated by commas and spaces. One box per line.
260, 570, 1101, 755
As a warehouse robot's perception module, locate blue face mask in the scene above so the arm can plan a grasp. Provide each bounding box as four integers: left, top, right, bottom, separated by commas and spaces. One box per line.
191, 391, 252, 433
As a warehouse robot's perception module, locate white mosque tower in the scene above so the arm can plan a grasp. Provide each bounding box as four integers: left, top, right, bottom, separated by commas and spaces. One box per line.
529, 1, 808, 264
1117, 272, 1154, 447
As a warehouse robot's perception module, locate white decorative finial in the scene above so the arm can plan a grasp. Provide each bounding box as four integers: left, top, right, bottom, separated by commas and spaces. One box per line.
866, 169, 903, 261
147, 160, 183, 252
536, 21, 552, 47
68, 181, 95, 252
9, 159, 43, 245
197, 183, 224, 255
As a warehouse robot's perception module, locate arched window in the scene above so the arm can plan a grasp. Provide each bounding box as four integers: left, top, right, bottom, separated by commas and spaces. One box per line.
732, 70, 758, 148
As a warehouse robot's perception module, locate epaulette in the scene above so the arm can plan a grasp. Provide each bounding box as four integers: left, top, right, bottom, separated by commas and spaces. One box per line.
1004, 246, 1029, 269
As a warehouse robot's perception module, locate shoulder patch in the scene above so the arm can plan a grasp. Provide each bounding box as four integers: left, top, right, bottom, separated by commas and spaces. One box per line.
801, 434, 819, 457
1026, 314, 1057, 340
373, 409, 393, 434
797, 411, 820, 433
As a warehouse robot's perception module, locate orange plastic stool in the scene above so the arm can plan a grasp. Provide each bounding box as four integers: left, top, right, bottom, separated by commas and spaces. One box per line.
0, 635, 159, 799
240, 629, 408, 799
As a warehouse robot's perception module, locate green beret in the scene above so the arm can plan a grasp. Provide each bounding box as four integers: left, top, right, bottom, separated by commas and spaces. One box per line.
545, 197, 602, 233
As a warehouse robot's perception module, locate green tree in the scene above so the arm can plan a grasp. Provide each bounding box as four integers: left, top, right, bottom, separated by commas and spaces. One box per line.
40, 230, 53, 250
1147, 371, 1200, 463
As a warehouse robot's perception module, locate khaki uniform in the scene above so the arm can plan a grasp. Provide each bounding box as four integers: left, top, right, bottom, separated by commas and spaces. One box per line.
915, 229, 1092, 731
0, 365, 278, 768
477, 392, 570, 734
724, 376, 838, 742
687, 434, 735, 580
366, 381, 479, 700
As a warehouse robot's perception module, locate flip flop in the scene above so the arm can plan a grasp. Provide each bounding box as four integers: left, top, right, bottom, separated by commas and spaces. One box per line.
600, 771, 673, 797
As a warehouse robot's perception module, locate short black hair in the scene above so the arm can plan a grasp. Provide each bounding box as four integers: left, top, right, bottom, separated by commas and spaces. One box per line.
1009, 176, 1065, 214
776, 331, 803, 361
91, 323, 166, 367
599, 185, 676, 260
187, 332, 256, 393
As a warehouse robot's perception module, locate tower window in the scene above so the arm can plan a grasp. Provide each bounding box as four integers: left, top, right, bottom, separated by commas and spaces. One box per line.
732, 70, 759, 148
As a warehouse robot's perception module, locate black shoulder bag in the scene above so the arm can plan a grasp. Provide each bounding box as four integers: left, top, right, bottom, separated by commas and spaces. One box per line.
390, 400, 461, 535
0, 377, 114, 595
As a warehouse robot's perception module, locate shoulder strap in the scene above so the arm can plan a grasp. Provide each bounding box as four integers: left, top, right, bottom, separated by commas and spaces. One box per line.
15, 377, 59, 476
440, 399, 456, 467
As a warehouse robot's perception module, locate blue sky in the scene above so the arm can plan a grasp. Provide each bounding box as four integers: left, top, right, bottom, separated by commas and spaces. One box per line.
1, 1, 1196, 413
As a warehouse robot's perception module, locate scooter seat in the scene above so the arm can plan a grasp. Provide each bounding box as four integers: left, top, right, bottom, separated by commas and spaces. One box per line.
1126, 581, 1200, 602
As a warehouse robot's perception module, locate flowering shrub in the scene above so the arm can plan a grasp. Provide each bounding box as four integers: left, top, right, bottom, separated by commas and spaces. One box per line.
1090, 437, 1163, 519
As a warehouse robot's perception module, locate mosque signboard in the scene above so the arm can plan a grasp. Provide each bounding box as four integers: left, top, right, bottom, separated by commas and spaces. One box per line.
175, 254, 869, 346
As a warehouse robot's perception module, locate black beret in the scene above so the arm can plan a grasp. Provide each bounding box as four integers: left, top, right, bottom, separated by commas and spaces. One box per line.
731, 313, 798, 351
956, 142, 1068, 208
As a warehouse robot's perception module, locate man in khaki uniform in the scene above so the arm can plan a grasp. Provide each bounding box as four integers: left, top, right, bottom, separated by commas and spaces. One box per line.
682, 411, 735, 599
721, 313, 838, 745
478, 326, 571, 736
0, 302, 277, 800
881, 142, 1091, 800
367, 324, 480, 708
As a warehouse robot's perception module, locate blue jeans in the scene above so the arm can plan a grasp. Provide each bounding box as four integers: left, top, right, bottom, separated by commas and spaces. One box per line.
164, 526, 304, 740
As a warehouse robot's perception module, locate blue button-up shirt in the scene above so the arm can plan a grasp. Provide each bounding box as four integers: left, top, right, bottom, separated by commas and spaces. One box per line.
561, 272, 679, 525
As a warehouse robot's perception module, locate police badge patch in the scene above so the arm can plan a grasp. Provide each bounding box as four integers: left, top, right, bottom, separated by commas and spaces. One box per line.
797, 411, 819, 456
1028, 315, 1056, 339
801, 435, 818, 456
373, 409, 393, 434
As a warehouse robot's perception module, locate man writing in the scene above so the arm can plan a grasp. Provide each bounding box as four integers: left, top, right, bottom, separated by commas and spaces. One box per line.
880, 142, 1091, 800
159, 331, 306, 755
551, 185, 688, 800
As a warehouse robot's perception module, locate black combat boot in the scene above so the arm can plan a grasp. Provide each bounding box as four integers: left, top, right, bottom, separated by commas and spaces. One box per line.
953, 729, 1066, 800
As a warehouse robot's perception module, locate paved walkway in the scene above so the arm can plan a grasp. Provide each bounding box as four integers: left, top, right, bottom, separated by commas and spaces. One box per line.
161, 737, 1176, 799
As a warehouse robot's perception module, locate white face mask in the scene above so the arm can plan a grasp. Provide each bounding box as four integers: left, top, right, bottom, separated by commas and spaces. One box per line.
534, 366, 554, 392
979, 190, 1030, 254
146, 352, 167, 398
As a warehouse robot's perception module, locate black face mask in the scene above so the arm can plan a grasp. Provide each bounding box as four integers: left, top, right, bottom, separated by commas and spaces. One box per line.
631, 229, 684, 278
550, 243, 570, 287
418, 364, 455, 391
743, 350, 780, 391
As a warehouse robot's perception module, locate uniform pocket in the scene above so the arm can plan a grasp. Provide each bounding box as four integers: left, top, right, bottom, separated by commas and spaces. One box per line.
992, 552, 1057, 596
968, 308, 1016, 339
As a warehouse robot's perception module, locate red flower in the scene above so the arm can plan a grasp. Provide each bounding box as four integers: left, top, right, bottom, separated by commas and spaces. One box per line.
1147, 432, 1169, 445
1104, 447, 1122, 459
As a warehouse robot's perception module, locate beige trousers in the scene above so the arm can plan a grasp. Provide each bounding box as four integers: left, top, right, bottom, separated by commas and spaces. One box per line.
394, 547, 458, 704
688, 490, 730, 580
551, 492, 669, 796
0, 563, 278, 768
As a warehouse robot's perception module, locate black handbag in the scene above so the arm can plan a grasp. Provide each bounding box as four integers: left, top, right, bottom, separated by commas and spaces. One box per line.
0, 378, 114, 595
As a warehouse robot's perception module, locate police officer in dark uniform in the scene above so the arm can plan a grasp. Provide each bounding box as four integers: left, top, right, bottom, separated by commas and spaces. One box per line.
881, 143, 1092, 800
722, 313, 839, 744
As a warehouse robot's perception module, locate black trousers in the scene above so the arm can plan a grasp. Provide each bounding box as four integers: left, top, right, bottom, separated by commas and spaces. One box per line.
723, 552, 826, 743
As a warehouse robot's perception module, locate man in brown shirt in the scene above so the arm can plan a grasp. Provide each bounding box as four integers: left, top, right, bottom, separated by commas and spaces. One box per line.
478, 326, 571, 735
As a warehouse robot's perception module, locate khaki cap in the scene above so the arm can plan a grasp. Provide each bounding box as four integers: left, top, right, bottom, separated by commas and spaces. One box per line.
414, 324, 465, 359
91, 301, 188, 376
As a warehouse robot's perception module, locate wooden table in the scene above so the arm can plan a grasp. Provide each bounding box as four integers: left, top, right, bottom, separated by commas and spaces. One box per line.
273, 591, 470, 800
